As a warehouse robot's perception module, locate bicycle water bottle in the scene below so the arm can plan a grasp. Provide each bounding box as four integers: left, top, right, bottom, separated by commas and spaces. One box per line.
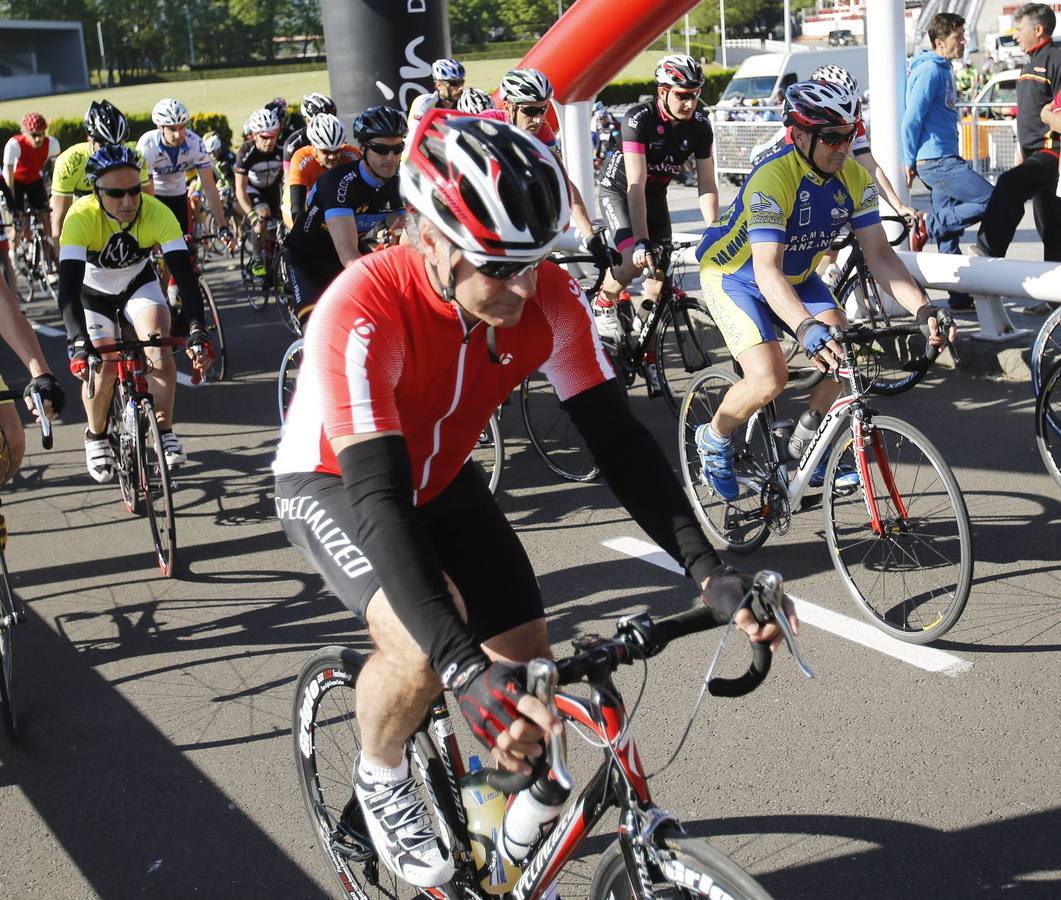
500, 771, 570, 865
461, 756, 520, 894
787, 409, 822, 461
123, 398, 138, 435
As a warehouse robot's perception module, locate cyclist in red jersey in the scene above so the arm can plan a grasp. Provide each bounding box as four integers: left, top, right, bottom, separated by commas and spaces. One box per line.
2, 113, 60, 255
273, 110, 796, 889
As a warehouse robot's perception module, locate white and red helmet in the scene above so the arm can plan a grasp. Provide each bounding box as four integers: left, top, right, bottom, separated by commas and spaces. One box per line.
783, 80, 861, 129
400, 110, 570, 263
655, 54, 704, 89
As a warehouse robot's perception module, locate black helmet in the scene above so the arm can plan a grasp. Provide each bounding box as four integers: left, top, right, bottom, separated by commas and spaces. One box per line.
352, 105, 409, 143
86, 144, 142, 183
266, 96, 289, 124
84, 100, 129, 144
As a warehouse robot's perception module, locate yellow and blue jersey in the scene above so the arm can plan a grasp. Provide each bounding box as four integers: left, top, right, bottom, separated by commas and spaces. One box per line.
696, 142, 879, 286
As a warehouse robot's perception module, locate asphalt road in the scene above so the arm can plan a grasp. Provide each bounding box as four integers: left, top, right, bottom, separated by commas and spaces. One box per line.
0, 229, 1057, 899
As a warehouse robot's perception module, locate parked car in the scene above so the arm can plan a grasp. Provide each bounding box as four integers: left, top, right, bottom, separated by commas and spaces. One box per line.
970, 69, 1018, 119
829, 29, 857, 47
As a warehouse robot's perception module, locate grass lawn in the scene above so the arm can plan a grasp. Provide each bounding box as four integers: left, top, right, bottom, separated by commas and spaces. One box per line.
0, 53, 725, 129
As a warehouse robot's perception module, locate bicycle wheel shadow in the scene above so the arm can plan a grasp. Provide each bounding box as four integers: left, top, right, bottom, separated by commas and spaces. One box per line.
680, 810, 1061, 899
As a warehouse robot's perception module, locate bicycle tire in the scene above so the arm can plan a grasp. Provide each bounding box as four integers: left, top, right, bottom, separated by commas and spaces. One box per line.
678, 367, 773, 553
588, 828, 771, 900
1031, 305, 1061, 398
655, 295, 719, 416
470, 412, 504, 495
824, 415, 973, 643
197, 275, 228, 382
278, 338, 304, 427
110, 385, 140, 515
292, 646, 428, 900
1035, 358, 1061, 489
521, 372, 599, 482
0, 544, 20, 742
138, 400, 177, 577
240, 228, 269, 311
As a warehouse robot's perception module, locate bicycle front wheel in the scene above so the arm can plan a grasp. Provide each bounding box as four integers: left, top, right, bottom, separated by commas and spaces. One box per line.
1032, 305, 1061, 398
1035, 358, 1061, 489
678, 367, 773, 553
293, 646, 424, 900
824, 416, 973, 642
138, 402, 177, 576
521, 373, 599, 482
200, 275, 228, 382
278, 338, 304, 427
470, 412, 503, 494
589, 829, 771, 900
0, 545, 20, 742
273, 249, 302, 336
654, 296, 719, 415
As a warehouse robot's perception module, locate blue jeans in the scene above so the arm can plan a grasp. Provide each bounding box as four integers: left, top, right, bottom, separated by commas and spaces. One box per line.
917, 155, 993, 255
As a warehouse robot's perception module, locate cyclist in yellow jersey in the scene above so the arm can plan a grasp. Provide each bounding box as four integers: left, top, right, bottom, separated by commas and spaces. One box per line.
693, 81, 956, 501
50, 101, 152, 246
58, 145, 213, 483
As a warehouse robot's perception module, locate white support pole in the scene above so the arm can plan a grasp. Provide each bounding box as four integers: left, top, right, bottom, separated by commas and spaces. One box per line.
559, 100, 596, 222
719, 1, 727, 68
866, 0, 908, 214
685, 14, 691, 57
784, 0, 792, 52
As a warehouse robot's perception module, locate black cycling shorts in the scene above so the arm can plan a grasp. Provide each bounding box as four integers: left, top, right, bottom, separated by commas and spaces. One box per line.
275, 462, 544, 642
13, 179, 47, 214
248, 184, 282, 219
599, 186, 672, 253
286, 255, 338, 326
156, 192, 191, 236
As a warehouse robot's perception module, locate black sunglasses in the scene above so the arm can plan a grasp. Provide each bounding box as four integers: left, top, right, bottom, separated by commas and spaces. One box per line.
365, 142, 405, 156
98, 184, 142, 199
815, 126, 858, 146
518, 105, 548, 118
473, 257, 545, 280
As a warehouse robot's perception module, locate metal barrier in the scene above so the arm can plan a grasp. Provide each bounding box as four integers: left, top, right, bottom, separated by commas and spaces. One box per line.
956, 102, 1019, 181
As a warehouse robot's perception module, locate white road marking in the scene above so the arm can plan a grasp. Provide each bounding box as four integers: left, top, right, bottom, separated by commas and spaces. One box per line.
177, 372, 196, 387
30, 322, 66, 338
602, 536, 972, 677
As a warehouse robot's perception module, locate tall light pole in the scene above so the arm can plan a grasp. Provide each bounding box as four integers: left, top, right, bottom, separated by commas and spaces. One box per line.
684, 13, 691, 57
784, 0, 792, 51
96, 20, 110, 88
185, 4, 197, 67
719, 1, 727, 68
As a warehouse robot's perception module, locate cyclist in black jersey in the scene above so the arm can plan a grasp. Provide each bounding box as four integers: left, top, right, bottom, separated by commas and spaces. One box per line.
283, 106, 407, 326
266, 96, 303, 145
282, 92, 338, 172
236, 107, 285, 278
593, 55, 719, 350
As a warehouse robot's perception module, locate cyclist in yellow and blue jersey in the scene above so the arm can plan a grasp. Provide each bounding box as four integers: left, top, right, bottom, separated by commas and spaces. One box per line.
694, 81, 956, 501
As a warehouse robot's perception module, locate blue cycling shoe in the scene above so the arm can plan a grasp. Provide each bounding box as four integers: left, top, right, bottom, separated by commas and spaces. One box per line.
809, 454, 861, 490
694, 425, 740, 501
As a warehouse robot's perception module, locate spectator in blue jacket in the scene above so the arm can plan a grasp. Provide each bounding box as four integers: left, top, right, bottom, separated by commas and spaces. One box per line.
902, 11, 992, 310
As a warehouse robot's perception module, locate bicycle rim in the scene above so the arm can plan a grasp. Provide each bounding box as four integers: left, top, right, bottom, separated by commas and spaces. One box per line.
824, 416, 973, 642
521, 373, 599, 482
1032, 306, 1061, 397
0, 548, 18, 742
200, 276, 228, 382
588, 829, 771, 900
470, 412, 504, 494
292, 647, 422, 900
678, 368, 772, 553
240, 231, 268, 311
278, 338, 304, 427
110, 388, 139, 515
139, 404, 177, 576
1035, 360, 1061, 489
655, 297, 720, 416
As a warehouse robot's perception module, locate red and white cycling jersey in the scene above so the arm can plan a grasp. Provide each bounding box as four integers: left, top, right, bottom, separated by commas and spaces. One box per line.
3, 134, 60, 184
273, 246, 613, 504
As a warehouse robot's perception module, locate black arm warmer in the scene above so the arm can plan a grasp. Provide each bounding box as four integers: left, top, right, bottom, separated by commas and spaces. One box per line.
289, 184, 308, 222
163, 248, 206, 329
58, 257, 89, 341
339, 437, 487, 680
565, 380, 724, 586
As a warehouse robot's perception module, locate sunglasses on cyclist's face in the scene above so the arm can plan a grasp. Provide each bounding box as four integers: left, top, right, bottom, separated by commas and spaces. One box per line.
443, 79, 465, 88
669, 89, 701, 102
466, 255, 546, 281
815, 126, 858, 146
98, 185, 142, 199
365, 142, 405, 156
518, 105, 549, 119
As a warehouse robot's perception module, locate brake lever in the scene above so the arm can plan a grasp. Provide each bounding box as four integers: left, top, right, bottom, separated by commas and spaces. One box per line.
752, 571, 814, 680
86, 354, 101, 400
30, 390, 52, 450
525, 658, 572, 791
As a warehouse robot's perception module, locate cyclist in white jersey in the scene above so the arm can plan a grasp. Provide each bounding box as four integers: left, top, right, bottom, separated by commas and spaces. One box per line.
408, 58, 466, 131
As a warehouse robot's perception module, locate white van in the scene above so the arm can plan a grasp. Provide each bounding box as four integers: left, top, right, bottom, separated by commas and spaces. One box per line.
717, 46, 870, 110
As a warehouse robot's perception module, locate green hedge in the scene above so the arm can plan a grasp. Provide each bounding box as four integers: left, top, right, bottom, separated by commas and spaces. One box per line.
597, 69, 734, 105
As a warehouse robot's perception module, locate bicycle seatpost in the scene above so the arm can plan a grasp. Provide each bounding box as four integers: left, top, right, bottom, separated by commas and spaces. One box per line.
752, 571, 814, 680
525, 658, 573, 791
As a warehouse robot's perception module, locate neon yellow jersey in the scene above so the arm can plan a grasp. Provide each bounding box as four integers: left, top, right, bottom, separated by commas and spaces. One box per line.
696, 143, 879, 285
59, 193, 185, 294
51, 141, 151, 198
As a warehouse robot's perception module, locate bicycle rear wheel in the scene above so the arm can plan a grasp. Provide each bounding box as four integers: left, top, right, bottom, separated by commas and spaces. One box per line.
240, 228, 269, 311
0, 544, 20, 742
655, 294, 719, 415
273, 248, 301, 335
521, 372, 599, 482
1032, 305, 1061, 398
278, 338, 304, 426
678, 367, 773, 553
110, 386, 139, 515
1035, 359, 1061, 489
292, 646, 426, 900
138, 401, 177, 576
470, 412, 503, 494
824, 416, 973, 643
199, 275, 228, 382
588, 828, 771, 900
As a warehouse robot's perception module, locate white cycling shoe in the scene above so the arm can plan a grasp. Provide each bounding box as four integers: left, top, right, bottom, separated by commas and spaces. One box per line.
85, 431, 115, 483
354, 754, 454, 888
160, 431, 187, 467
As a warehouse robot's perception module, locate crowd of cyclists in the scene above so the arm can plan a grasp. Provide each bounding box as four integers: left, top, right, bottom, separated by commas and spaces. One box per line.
0, 48, 964, 894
